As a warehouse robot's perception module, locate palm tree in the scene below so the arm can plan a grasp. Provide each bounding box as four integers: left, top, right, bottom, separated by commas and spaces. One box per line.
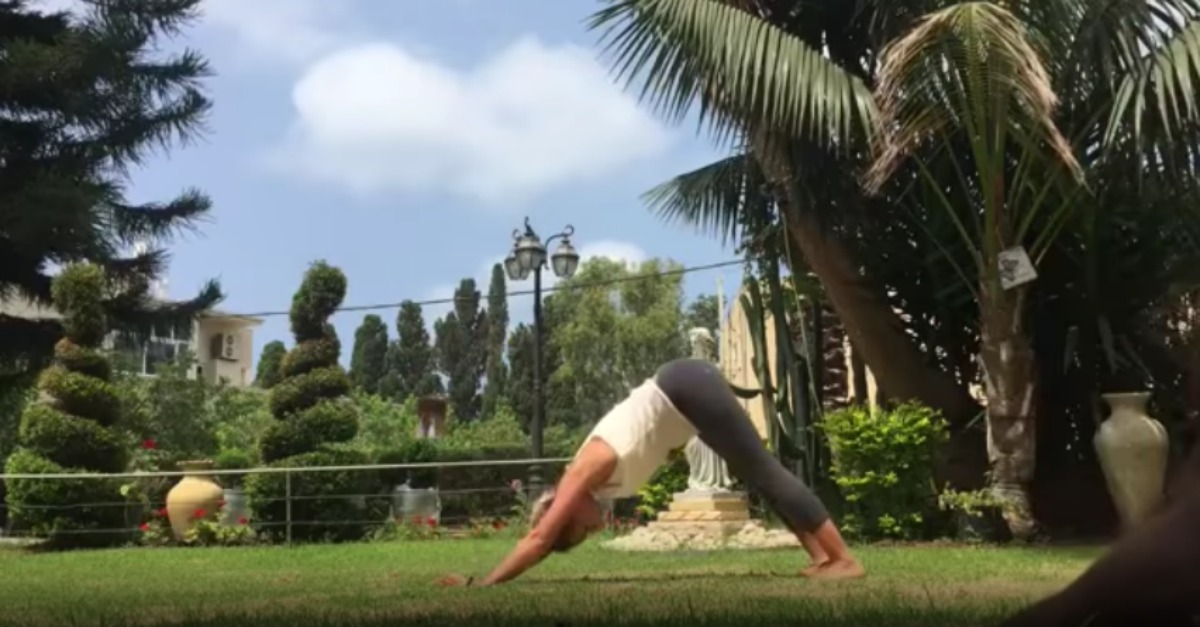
590, 0, 1200, 536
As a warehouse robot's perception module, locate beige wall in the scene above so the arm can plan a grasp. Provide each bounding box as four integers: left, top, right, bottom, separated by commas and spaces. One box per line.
718, 287, 883, 439
195, 316, 257, 387
718, 288, 777, 440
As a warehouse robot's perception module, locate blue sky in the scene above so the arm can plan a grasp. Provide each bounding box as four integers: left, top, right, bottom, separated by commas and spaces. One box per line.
44, 0, 745, 364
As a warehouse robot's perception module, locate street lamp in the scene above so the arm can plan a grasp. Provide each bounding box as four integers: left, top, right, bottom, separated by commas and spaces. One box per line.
504, 217, 579, 491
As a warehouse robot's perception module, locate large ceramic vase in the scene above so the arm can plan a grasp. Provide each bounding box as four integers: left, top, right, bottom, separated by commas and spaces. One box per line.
165, 460, 225, 541
1094, 392, 1169, 531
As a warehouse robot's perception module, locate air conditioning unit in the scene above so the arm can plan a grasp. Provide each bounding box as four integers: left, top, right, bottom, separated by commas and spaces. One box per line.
210, 332, 237, 361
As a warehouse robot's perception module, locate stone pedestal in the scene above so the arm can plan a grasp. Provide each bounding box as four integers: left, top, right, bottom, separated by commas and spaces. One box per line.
649, 491, 750, 529
603, 490, 797, 552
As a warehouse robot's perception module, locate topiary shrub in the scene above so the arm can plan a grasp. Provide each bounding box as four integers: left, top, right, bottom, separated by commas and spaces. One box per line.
245, 261, 372, 542
821, 402, 949, 541
4, 264, 129, 548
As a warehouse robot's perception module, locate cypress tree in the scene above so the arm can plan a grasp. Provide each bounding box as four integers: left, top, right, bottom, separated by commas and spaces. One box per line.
481, 263, 509, 419
255, 341, 287, 389
349, 315, 388, 394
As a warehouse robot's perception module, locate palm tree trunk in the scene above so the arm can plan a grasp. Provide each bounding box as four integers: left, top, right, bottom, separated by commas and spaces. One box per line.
979, 283, 1038, 540
781, 208, 979, 424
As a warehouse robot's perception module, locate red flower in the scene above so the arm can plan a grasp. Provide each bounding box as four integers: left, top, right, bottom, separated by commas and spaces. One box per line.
155, 507, 168, 517
141, 439, 157, 450
237, 516, 249, 526
426, 517, 437, 528
139, 522, 149, 532
193, 508, 207, 520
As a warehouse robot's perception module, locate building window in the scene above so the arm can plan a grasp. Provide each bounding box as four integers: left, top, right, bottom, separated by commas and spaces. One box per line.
110, 322, 193, 376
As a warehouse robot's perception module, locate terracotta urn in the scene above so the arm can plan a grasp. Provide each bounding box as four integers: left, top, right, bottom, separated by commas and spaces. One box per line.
165, 460, 225, 540
1094, 392, 1169, 531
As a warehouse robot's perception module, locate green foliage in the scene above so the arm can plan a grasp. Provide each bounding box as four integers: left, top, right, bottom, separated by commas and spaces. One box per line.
505, 323, 543, 433
482, 263, 509, 419
353, 392, 419, 457
822, 403, 949, 541
37, 365, 122, 426
546, 258, 688, 430
0, 374, 36, 464
259, 399, 359, 461
267, 366, 352, 420
53, 338, 112, 380
6, 264, 128, 547
635, 449, 689, 519
212, 388, 274, 456
3, 450, 128, 547
245, 446, 378, 543
434, 279, 488, 422
376, 438, 439, 489
349, 315, 389, 394
682, 293, 721, 350
380, 301, 441, 402
255, 261, 367, 541
280, 330, 340, 378
288, 262, 348, 341
17, 404, 127, 473
50, 264, 108, 347
255, 341, 287, 389
0, 0, 223, 367
117, 351, 222, 463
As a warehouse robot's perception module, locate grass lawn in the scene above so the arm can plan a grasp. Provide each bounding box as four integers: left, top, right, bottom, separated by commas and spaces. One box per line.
0, 538, 1100, 627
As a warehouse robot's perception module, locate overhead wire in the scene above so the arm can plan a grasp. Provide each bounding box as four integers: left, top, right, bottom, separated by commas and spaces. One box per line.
226, 259, 746, 319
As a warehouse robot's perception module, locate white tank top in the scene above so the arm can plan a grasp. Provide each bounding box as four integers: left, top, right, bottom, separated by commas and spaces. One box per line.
580, 378, 697, 499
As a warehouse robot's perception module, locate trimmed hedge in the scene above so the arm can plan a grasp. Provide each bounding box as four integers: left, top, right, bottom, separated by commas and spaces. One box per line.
4, 264, 130, 548
253, 261, 369, 542
37, 366, 122, 427
245, 446, 382, 543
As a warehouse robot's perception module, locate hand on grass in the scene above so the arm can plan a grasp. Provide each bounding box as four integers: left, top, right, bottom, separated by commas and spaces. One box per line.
435, 574, 473, 587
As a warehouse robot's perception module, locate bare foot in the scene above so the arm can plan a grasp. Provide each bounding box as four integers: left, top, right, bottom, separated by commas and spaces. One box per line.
807, 559, 866, 581
799, 560, 829, 577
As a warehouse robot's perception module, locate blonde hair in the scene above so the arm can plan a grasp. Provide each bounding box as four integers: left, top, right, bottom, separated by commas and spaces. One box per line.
528, 486, 557, 529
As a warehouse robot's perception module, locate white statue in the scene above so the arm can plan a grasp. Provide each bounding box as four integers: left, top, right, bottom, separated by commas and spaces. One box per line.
684, 328, 734, 493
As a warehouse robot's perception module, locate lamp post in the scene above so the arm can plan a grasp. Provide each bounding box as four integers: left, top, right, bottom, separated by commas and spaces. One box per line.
504, 217, 580, 491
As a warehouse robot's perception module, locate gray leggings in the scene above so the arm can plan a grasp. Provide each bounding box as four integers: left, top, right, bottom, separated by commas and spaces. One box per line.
654, 358, 831, 533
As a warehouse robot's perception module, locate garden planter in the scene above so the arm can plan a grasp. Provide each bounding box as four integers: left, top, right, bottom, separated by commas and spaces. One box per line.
219, 488, 251, 527
392, 485, 441, 525
1094, 392, 1168, 531
165, 460, 224, 540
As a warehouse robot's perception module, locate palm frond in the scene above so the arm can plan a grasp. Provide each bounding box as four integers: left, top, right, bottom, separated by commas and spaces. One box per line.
1106, 17, 1200, 145
588, 0, 877, 150
642, 153, 766, 246
865, 2, 1083, 194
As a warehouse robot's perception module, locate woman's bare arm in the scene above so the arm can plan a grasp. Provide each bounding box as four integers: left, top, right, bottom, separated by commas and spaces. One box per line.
474, 440, 616, 586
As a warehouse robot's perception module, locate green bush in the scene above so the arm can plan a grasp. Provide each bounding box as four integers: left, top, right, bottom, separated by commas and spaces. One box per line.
245, 446, 379, 543
52, 338, 112, 380
635, 448, 689, 520
821, 402, 949, 541
4, 264, 130, 548
253, 261, 369, 542
259, 399, 359, 461
280, 335, 340, 378
37, 366, 122, 426
376, 438, 439, 489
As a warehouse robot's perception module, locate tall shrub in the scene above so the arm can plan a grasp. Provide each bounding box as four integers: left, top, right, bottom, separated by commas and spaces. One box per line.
822, 402, 949, 540
4, 264, 129, 547
245, 261, 375, 542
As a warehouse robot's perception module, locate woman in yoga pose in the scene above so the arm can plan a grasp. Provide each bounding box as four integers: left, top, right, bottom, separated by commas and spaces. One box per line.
444, 358, 865, 587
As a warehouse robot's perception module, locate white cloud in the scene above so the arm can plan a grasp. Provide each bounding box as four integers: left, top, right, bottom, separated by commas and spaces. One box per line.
265, 36, 673, 206
199, 0, 362, 67
421, 240, 649, 331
